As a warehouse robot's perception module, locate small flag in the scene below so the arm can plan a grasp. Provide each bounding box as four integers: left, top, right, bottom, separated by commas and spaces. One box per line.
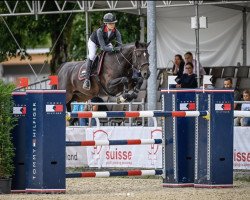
215, 103, 231, 111
203, 75, 212, 85
13, 106, 26, 115
18, 77, 29, 88
46, 104, 63, 112
168, 76, 177, 85
49, 75, 58, 86
179, 103, 196, 110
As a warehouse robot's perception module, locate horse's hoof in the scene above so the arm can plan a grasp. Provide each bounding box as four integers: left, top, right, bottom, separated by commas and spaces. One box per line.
117, 96, 126, 104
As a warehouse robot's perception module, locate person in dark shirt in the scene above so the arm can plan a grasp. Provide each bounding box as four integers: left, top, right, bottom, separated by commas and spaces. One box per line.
81, 13, 122, 90
172, 54, 185, 81
176, 62, 198, 88
80, 97, 108, 126
223, 77, 241, 110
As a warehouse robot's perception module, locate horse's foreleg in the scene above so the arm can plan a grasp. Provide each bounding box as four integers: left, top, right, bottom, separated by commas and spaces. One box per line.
126, 77, 143, 102
108, 77, 130, 103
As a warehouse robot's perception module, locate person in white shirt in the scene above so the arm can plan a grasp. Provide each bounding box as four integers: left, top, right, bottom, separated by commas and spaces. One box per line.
234, 89, 250, 126
184, 51, 206, 76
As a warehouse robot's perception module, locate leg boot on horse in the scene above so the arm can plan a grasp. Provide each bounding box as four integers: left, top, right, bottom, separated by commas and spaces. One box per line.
82, 59, 92, 90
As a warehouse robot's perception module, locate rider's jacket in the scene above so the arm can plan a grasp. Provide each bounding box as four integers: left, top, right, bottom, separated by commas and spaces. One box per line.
90, 24, 122, 52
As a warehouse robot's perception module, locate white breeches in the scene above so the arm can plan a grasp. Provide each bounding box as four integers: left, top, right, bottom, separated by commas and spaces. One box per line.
88, 39, 113, 61
88, 39, 97, 61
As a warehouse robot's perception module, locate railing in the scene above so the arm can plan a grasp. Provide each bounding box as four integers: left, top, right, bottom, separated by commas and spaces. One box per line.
71, 99, 155, 127
14, 78, 50, 91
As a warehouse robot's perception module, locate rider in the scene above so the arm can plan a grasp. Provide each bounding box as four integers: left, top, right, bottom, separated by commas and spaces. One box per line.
81, 13, 123, 90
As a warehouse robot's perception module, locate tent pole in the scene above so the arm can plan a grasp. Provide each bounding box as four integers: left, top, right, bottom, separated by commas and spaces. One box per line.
85, 1, 89, 58
242, 8, 247, 66
195, 1, 200, 87
147, 0, 157, 126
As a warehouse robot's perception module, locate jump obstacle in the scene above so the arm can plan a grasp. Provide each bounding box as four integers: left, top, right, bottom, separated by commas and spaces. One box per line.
11, 88, 246, 193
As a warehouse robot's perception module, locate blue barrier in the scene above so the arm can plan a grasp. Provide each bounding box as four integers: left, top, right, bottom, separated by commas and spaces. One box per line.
11, 89, 234, 193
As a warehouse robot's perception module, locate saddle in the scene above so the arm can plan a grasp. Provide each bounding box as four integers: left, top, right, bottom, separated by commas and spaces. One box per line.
78, 52, 106, 81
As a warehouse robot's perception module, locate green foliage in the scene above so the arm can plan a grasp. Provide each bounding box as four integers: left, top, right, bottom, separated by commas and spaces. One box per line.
0, 81, 16, 178
0, 6, 142, 71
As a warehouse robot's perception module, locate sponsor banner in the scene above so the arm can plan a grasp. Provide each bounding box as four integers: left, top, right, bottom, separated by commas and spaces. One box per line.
66, 127, 88, 167
85, 127, 162, 168
66, 126, 250, 170
233, 127, 250, 170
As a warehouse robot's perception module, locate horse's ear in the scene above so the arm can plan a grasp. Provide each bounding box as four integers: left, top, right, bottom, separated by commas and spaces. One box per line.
135, 40, 140, 48
146, 41, 151, 47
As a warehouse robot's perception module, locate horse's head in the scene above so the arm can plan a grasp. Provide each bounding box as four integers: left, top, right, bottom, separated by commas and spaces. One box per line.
132, 41, 151, 79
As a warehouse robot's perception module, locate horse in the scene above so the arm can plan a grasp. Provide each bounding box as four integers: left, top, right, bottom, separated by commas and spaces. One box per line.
57, 41, 150, 111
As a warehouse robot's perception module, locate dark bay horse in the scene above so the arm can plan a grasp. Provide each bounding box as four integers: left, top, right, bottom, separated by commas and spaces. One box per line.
57, 41, 150, 109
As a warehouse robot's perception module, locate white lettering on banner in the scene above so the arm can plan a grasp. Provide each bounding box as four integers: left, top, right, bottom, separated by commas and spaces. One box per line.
66, 126, 250, 170
234, 127, 250, 170
32, 103, 37, 180
66, 127, 88, 168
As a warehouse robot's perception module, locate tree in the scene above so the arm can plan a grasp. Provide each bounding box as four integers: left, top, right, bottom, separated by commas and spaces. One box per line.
0, 3, 142, 75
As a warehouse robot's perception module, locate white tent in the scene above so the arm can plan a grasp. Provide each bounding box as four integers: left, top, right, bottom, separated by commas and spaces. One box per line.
155, 5, 250, 68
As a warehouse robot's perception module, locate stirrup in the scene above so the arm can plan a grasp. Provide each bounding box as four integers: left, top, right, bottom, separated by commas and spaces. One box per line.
83, 79, 91, 90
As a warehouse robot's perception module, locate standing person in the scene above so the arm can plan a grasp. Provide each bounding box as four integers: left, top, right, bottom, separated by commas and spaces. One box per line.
172, 54, 185, 81
223, 77, 241, 110
80, 13, 123, 90
234, 89, 250, 126
184, 52, 206, 76
176, 62, 197, 88
80, 97, 108, 126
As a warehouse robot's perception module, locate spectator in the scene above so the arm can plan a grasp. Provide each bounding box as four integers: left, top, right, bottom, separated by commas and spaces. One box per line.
184, 52, 206, 76
172, 54, 185, 81
234, 89, 250, 126
223, 77, 241, 110
80, 97, 108, 126
176, 62, 198, 88
70, 102, 85, 126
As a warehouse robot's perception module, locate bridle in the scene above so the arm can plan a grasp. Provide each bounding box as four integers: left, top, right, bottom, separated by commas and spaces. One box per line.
133, 48, 150, 72
117, 47, 149, 72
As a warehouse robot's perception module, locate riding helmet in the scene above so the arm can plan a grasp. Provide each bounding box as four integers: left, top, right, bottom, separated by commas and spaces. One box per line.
103, 13, 117, 23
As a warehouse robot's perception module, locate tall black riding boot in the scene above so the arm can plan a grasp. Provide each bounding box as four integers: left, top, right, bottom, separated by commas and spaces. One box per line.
83, 59, 92, 90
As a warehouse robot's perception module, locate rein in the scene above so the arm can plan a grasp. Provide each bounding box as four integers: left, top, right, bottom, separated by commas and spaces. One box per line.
116, 47, 149, 72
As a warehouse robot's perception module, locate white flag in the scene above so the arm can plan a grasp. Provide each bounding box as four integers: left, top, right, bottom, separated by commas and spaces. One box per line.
203, 75, 212, 85
168, 75, 177, 85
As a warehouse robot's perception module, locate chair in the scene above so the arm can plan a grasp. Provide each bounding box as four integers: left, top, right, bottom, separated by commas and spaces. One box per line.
157, 91, 162, 102
222, 67, 235, 78
203, 67, 211, 75
238, 78, 250, 90
140, 80, 147, 90
156, 102, 162, 110
210, 67, 223, 78
236, 67, 249, 78
214, 78, 224, 88
134, 90, 146, 102
157, 80, 161, 90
